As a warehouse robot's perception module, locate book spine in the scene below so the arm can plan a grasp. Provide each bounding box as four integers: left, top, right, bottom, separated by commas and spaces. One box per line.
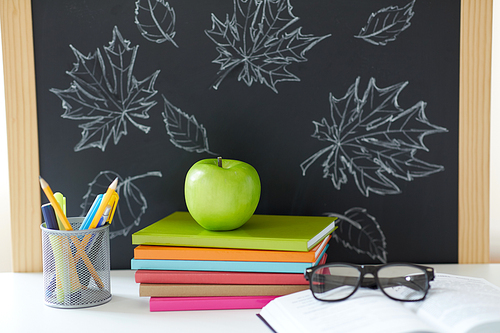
132, 234, 309, 252
134, 246, 318, 262
135, 270, 309, 285
149, 296, 278, 311
131, 258, 316, 273
140, 284, 309, 297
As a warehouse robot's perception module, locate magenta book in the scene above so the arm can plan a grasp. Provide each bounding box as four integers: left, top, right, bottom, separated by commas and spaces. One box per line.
149, 295, 278, 311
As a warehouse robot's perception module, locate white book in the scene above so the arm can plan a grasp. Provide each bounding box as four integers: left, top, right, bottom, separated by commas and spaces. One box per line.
259, 274, 500, 333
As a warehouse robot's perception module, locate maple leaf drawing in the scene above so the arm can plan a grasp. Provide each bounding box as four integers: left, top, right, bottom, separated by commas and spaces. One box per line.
50, 26, 160, 152
205, 0, 330, 93
301, 77, 448, 196
326, 207, 388, 263
355, 0, 415, 46
80, 170, 163, 239
135, 0, 179, 47
162, 96, 217, 155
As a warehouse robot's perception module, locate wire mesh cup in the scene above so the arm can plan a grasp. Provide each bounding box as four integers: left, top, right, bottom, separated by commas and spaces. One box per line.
41, 217, 112, 308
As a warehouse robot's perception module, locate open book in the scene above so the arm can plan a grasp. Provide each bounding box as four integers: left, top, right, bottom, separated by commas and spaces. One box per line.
258, 274, 500, 333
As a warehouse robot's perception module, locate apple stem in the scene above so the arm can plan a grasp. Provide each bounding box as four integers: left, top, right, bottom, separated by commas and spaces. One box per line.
217, 156, 223, 168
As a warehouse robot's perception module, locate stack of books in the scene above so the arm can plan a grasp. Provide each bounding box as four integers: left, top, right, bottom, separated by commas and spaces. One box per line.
131, 211, 336, 312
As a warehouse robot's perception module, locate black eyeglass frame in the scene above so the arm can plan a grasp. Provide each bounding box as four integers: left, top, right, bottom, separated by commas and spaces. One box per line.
304, 262, 435, 302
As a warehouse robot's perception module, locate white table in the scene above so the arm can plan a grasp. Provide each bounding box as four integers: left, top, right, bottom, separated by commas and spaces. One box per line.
2, 264, 500, 333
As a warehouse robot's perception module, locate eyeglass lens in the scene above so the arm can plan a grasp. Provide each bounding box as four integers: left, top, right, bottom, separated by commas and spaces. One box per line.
377, 265, 428, 301
310, 264, 429, 301
311, 265, 360, 301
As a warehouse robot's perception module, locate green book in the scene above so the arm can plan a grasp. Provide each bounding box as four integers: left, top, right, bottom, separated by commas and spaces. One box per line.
132, 211, 337, 252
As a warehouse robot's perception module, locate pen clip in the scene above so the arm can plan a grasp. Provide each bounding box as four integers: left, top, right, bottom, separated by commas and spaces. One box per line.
104, 192, 119, 225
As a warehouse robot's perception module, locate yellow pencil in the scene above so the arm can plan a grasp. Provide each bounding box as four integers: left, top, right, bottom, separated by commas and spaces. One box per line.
39, 177, 72, 231
88, 177, 118, 229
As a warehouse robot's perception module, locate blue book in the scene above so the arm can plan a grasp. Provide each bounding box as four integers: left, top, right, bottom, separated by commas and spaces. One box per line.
131, 247, 327, 273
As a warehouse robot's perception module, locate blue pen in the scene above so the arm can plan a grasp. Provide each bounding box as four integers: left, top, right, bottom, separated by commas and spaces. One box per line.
79, 194, 103, 230
42, 203, 59, 230
82, 205, 112, 253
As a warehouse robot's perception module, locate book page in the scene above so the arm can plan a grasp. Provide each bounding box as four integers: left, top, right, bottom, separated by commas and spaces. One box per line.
404, 274, 500, 333
259, 290, 439, 333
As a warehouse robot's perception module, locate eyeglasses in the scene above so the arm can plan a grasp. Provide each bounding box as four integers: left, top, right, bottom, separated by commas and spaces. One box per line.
304, 262, 435, 302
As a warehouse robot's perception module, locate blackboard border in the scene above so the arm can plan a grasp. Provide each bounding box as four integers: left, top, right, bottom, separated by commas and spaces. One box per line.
1, 0, 492, 271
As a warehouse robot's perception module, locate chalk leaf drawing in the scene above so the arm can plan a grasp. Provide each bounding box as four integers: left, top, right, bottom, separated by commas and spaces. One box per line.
301, 77, 448, 197
355, 0, 415, 46
50, 26, 160, 152
162, 96, 217, 155
80, 170, 163, 239
135, 0, 179, 47
205, 0, 330, 93
326, 207, 387, 263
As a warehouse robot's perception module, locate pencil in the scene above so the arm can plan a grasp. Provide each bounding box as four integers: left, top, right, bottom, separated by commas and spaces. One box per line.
40, 176, 105, 290
39, 176, 72, 231
88, 177, 118, 229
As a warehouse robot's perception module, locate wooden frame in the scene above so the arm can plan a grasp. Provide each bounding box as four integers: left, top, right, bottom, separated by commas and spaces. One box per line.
0, 0, 491, 271
459, 0, 492, 263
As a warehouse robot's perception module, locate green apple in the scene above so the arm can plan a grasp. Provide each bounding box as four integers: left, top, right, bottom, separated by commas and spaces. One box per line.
184, 157, 261, 231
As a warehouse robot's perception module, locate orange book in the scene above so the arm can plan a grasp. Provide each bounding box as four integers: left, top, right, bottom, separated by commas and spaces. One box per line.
134, 235, 331, 263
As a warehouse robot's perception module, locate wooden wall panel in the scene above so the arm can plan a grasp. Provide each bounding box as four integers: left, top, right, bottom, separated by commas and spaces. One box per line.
1, 0, 42, 272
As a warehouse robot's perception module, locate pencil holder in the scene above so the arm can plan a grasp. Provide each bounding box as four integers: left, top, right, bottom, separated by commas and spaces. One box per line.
41, 217, 112, 308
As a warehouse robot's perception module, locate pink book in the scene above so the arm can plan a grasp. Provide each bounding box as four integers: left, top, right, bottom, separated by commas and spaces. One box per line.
149, 295, 278, 311
136, 270, 309, 285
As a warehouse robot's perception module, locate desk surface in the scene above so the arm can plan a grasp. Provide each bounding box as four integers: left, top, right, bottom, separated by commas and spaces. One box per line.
2, 264, 500, 333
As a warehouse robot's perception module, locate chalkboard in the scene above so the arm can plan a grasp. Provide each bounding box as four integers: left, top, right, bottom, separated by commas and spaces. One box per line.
32, 0, 460, 269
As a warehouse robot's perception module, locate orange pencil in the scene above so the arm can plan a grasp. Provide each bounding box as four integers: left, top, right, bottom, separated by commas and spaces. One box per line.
39, 176, 72, 231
